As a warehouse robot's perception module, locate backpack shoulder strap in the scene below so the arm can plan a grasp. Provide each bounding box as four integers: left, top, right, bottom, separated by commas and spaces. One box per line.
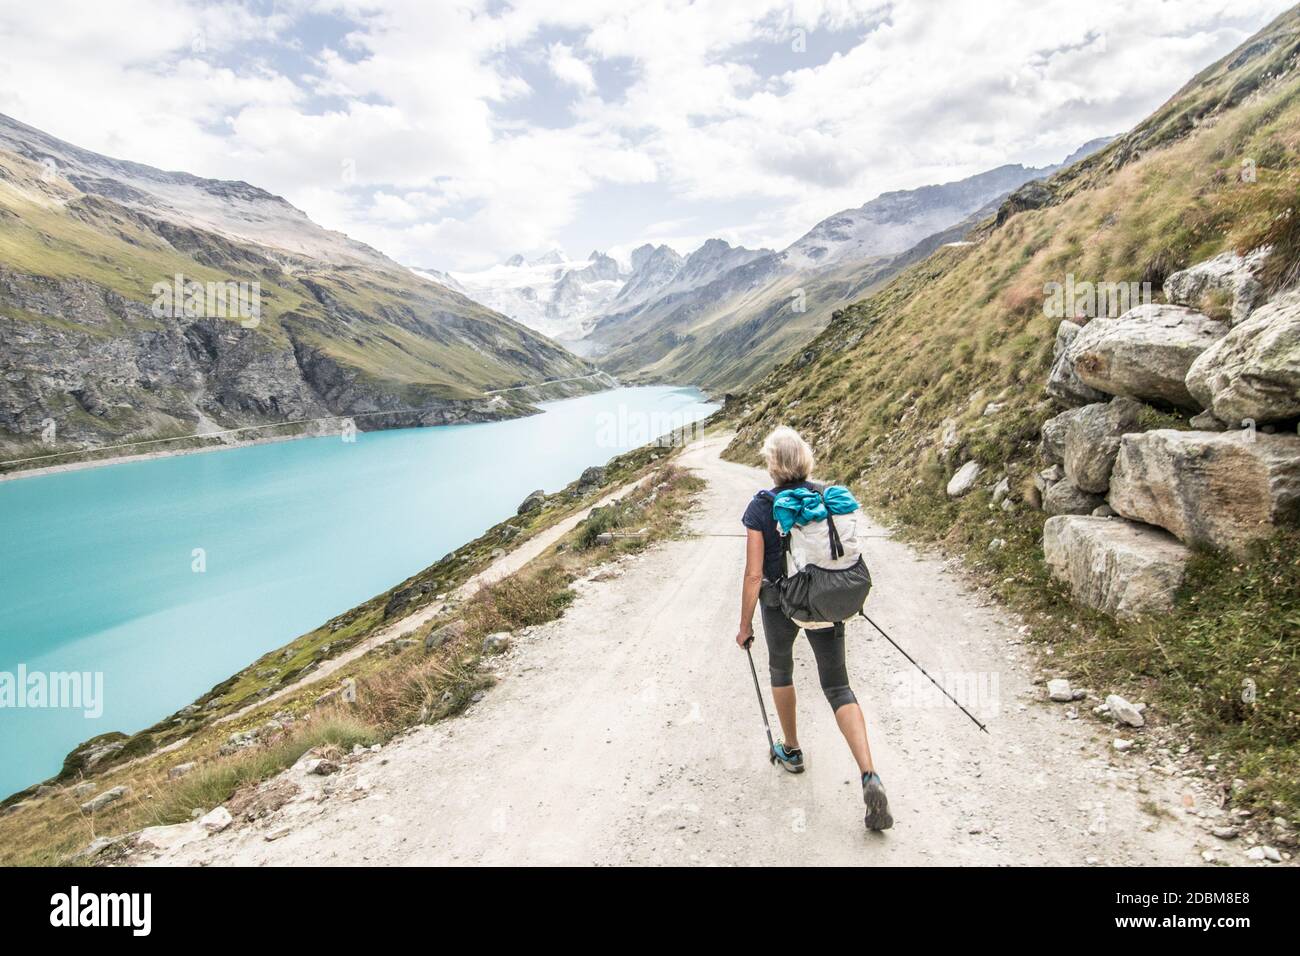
826, 513, 844, 559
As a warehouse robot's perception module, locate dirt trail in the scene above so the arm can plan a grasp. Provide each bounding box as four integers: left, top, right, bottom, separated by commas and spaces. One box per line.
206, 472, 652, 730
140, 433, 1220, 866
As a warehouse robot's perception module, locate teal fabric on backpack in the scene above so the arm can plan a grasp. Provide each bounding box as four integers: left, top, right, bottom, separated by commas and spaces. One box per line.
771, 485, 859, 533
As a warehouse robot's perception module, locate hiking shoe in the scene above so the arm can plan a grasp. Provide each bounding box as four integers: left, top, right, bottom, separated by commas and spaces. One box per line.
862, 771, 894, 830
770, 741, 805, 773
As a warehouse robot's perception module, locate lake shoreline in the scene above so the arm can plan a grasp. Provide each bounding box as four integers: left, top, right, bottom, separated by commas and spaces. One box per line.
0, 432, 309, 483
0, 377, 627, 484
0, 386, 717, 797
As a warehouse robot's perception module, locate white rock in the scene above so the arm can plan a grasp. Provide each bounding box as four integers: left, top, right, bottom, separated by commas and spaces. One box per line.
482, 631, 512, 654
946, 460, 982, 497
1113, 738, 1134, 751
1047, 319, 1109, 406
137, 821, 207, 851
1106, 694, 1145, 728
199, 806, 233, 833
1043, 477, 1105, 516
79, 785, 128, 813
1185, 289, 1300, 424
1062, 397, 1145, 493
1047, 678, 1073, 702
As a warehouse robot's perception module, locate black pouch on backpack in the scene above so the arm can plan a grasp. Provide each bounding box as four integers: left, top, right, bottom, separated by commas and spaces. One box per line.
775, 557, 872, 624
758, 579, 783, 609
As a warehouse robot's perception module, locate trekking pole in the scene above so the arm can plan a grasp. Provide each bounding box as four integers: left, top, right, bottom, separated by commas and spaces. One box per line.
862, 613, 990, 734
742, 637, 778, 759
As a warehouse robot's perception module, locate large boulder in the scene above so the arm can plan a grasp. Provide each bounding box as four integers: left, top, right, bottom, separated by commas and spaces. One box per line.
1062, 397, 1145, 493
516, 489, 546, 515
1163, 247, 1270, 325
1046, 320, 1108, 406
1185, 290, 1300, 425
946, 460, 981, 497
1065, 304, 1229, 408
1109, 430, 1300, 555
1043, 515, 1191, 618
572, 465, 606, 496
1043, 477, 1105, 515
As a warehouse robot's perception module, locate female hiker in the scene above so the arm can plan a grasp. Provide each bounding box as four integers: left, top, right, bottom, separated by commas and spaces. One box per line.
734, 426, 893, 831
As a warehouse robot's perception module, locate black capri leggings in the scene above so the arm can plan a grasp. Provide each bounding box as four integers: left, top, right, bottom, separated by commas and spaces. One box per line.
759, 604, 857, 711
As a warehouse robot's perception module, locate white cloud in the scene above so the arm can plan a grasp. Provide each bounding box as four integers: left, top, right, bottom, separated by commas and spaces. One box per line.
547, 43, 596, 93
0, 0, 1292, 269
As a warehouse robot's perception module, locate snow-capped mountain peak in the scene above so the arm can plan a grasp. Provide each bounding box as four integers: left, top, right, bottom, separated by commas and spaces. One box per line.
448, 249, 627, 341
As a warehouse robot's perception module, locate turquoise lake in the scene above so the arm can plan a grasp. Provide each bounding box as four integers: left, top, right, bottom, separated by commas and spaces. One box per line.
0, 386, 716, 797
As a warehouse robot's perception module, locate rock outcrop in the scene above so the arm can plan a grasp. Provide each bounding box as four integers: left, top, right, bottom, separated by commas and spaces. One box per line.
1065, 304, 1228, 408
1034, 275, 1300, 621
1163, 248, 1269, 325
516, 490, 546, 515
1062, 397, 1145, 493
1185, 290, 1300, 425
1043, 515, 1191, 618
1109, 430, 1300, 555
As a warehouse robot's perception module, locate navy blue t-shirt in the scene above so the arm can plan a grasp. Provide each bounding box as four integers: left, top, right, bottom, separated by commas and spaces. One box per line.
742, 480, 819, 582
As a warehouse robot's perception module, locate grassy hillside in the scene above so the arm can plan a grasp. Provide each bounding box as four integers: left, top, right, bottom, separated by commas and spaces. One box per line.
591, 163, 1085, 394
592, 247, 931, 394
723, 6, 1300, 814
608, 208, 998, 394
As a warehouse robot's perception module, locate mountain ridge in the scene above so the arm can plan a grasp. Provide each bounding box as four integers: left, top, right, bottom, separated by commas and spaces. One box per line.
578, 140, 1112, 391
0, 114, 602, 467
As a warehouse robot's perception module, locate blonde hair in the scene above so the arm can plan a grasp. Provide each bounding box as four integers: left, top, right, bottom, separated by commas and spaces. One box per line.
761, 426, 814, 484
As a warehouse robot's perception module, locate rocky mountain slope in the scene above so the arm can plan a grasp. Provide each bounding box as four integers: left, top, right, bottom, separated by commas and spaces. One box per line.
722, 5, 1300, 814
583, 145, 1109, 392
0, 114, 599, 465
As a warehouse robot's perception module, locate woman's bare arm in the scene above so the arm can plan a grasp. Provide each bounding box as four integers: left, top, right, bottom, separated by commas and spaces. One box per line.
735, 528, 766, 648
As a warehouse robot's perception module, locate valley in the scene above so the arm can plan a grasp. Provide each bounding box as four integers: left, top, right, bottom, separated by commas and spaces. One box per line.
0, 0, 1297, 875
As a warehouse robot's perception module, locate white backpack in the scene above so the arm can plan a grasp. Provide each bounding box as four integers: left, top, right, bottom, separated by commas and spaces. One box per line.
784, 508, 864, 575
774, 491, 872, 629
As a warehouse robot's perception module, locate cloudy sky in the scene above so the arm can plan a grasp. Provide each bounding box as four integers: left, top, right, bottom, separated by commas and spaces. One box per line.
0, 0, 1291, 270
